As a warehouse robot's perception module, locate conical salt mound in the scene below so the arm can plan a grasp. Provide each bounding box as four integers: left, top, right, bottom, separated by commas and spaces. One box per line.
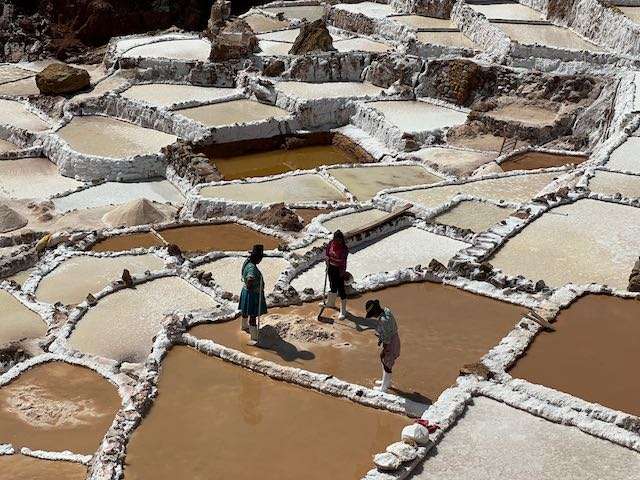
0, 203, 28, 233
101, 198, 172, 228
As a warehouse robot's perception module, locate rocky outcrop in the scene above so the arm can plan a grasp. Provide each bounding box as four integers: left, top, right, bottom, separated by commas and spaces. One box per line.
289, 19, 335, 55
628, 258, 640, 292
390, 0, 456, 18
35, 63, 90, 95
252, 203, 304, 232
164, 141, 222, 187
208, 18, 259, 62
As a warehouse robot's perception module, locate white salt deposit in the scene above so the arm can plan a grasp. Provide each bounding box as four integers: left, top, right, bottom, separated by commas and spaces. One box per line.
468, 3, 544, 21
321, 208, 390, 233
391, 15, 456, 29
412, 397, 640, 480
589, 171, 640, 199
120, 84, 238, 108
258, 40, 294, 56
53, 180, 183, 213
606, 137, 640, 173
198, 256, 289, 294
291, 227, 468, 291
0, 139, 18, 153
394, 172, 557, 209
0, 290, 45, 346
328, 165, 444, 201
432, 200, 513, 233
243, 13, 290, 33
0, 65, 34, 84
0, 77, 39, 96
416, 31, 476, 49
497, 23, 603, 52
0, 158, 83, 200
333, 2, 394, 19
276, 81, 384, 100
368, 100, 468, 133
68, 276, 218, 362
175, 99, 290, 127
262, 5, 326, 21
122, 39, 211, 61
0, 100, 50, 132
36, 254, 165, 305
490, 199, 640, 289
257, 29, 301, 43
412, 147, 495, 176
57, 116, 177, 159
115, 33, 194, 54
333, 38, 391, 53
200, 174, 347, 204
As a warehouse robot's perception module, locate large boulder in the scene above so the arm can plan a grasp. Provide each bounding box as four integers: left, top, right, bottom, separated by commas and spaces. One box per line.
289, 19, 335, 55
35, 63, 90, 95
209, 18, 259, 62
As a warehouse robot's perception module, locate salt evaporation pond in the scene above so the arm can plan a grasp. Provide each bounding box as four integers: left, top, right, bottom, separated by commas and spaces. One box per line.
415, 31, 476, 49
57, 116, 177, 158
0, 289, 45, 346
321, 208, 389, 233
468, 3, 543, 21
412, 147, 494, 176
36, 254, 164, 305
0, 157, 83, 200
500, 151, 587, 171
413, 397, 640, 480
122, 38, 210, 61
490, 199, 640, 289
69, 276, 218, 362
292, 227, 469, 291
589, 170, 640, 199
197, 256, 288, 294
0, 65, 33, 83
193, 282, 526, 402
124, 346, 408, 480
175, 99, 290, 126
498, 23, 603, 52
262, 5, 326, 21
368, 100, 468, 133
91, 231, 164, 252
606, 136, 640, 173
211, 145, 356, 180
620, 6, 640, 24
256, 28, 301, 42
334, 1, 394, 18
258, 40, 294, 55
0, 362, 120, 453
120, 83, 238, 108
333, 38, 391, 53
0, 455, 86, 480
391, 15, 456, 29
327, 165, 444, 200
200, 173, 348, 203
53, 180, 183, 213
510, 294, 640, 416
487, 103, 558, 126
114, 33, 194, 54
0, 138, 19, 152
243, 13, 290, 33
0, 99, 50, 132
393, 172, 557, 210
432, 200, 513, 233
0, 76, 40, 96
276, 81, 384, 100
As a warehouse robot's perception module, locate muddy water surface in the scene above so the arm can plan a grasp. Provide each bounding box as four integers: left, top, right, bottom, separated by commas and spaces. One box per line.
91, 231, 164, 252
0, 362, 120, 453
158, 223, 281, 253
0, 455, 86, 480
125, 347, 407, 480
213, 145, 355, 180
510, 294, 640, 416
192, 282, 527, 403
500, 152, 587, 172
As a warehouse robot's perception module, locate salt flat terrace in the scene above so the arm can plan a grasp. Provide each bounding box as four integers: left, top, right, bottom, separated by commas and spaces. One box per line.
431, 200, 514, 233
275, 81, 384, 100
367, 100, 469, 133
121, 38, 211, 61
0, 289, 45, 346
0, 157, 83, 200
175, 99, 290, 126
120, 83, 239, 108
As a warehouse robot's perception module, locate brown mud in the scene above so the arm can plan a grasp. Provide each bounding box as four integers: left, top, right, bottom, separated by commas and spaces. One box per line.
509, 294, 640, 417
0, 362, 120, 453
191, 282, 527, 403
0, 455, 86, 480
500, 151, 587, 172
124, 347, 408, 480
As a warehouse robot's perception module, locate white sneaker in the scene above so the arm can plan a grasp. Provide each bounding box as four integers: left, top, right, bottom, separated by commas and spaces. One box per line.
374, 371, 392, 393
339, 298, 348, 320
248, 325, 260, 345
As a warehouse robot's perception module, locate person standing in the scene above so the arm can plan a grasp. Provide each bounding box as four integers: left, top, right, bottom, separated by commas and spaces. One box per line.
239, 244, 267, 343
325, 230, 350, 319
365, 299, 401, 393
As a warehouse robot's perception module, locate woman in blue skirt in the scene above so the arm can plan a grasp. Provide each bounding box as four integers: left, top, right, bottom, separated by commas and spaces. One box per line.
239, 244, 267, 343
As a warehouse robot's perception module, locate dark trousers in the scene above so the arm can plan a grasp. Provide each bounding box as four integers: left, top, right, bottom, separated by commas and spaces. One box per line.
327, 264, 346, 299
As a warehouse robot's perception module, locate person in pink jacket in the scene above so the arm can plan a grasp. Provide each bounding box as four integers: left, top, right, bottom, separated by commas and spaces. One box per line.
325, 230, 349, 319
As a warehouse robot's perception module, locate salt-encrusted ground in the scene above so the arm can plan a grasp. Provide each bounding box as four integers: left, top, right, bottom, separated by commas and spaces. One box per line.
1, 0, 640, 479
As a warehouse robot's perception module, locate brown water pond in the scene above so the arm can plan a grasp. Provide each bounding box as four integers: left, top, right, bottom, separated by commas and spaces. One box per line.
509, 294, 640, 417
124, 347, 408, 480
191, 282, 527, 404
500, 151, 587, 172
0, 455, 86, 480
92, 223, 281, 253
196, 132, 371, 180
0, 362, 120, 454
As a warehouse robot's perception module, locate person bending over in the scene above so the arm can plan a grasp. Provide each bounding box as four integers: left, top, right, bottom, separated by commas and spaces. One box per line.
366, 299, 401, 393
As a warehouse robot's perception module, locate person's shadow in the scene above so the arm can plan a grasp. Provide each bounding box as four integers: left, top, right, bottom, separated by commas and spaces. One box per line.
256, 325, 315, 363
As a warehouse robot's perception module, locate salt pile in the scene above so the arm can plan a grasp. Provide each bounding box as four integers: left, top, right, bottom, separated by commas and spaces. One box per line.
0, 203, 28, 233
101, 198, 174, 227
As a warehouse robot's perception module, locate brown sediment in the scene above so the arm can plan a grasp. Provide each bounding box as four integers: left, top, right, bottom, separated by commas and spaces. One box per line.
191, 282, 527, 403
509, 294, 640, 417
0, 362, 120, 454
293, 207, 334, 225
91, 232, 164, 252
0, 455, 86, 480
500, 151, 587, 172
210, 145, 354, 180
158, 223, 281, 253
124, 347, 408, 480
